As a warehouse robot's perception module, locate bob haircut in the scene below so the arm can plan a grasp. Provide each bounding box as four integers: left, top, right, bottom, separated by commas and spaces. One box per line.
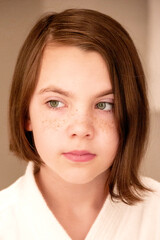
9, 8, 150, 205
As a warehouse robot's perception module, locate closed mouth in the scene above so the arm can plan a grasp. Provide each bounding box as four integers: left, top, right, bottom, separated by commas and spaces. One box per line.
62, 150, 96, 162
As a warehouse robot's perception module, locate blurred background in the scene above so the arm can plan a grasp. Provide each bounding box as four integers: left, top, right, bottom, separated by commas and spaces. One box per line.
0, 0, 160, 190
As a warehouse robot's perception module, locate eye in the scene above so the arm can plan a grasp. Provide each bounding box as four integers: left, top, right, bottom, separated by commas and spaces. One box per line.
96, 102, 113, 111
47, 100, 65, 108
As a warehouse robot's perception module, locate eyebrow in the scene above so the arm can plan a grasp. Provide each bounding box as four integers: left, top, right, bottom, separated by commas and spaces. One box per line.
38, 86, 114, 98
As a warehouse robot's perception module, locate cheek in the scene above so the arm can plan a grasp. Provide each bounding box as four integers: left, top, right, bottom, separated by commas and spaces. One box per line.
30, 112, 67, 146
32, 116, 66, 154
32, 107, 69, 131
94, 115, 119, 145
41, 118, 67, 131
94, 114, 118, 133
96, 117, 117, 131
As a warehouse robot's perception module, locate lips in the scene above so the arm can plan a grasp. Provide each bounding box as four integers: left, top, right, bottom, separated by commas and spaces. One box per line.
62, 150, 96, 162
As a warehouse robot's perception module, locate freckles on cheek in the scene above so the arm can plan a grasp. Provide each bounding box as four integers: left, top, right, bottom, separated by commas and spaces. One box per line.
94, 116, 117, 131
94, 116, 119, 143
41, 118, 67, 131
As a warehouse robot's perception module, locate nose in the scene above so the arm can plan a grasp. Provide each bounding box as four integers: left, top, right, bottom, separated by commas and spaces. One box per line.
66, 114, 94, 140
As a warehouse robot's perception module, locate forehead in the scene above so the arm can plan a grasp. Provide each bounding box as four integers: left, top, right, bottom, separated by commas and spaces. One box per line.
36, 45, 112, 93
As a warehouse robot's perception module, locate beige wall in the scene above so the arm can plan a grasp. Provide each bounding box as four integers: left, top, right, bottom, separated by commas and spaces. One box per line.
0, 0, 159, 190
0, 0, 43, 189
141, 0, 160, 181
147, 0, 160, 111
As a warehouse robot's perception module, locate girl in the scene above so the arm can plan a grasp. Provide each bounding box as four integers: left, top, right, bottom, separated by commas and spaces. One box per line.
0, 8, 160, 240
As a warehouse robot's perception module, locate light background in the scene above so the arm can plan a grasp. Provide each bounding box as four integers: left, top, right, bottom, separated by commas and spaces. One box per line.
0, 0, 160, 190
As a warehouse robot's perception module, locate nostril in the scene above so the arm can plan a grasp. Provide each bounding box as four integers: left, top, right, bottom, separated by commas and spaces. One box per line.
67, 118, 94, 139
71, 130, 93, 139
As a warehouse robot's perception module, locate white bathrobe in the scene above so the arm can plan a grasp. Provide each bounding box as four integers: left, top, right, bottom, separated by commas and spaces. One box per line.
0, 162, 160, 240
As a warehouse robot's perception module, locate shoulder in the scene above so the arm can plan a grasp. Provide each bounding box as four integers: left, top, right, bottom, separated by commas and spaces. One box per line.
0, 177, 24, 214
138, 176, 160, 209
0, 162, 35, 214
141, 176, 160, 195
0, 177, 26, 237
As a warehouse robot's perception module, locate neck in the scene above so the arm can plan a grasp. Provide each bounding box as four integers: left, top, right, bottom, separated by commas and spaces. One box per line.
35, 165, 109, 214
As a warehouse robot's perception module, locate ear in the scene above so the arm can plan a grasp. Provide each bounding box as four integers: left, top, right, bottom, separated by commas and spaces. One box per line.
25, 118, 32, 131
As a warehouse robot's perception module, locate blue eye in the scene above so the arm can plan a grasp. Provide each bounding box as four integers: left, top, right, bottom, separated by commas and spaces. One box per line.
96, 102, 113, 111
48, 100, 64, 108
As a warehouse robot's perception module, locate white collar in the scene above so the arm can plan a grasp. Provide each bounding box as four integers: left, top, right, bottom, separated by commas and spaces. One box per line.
18, 162, 120, 240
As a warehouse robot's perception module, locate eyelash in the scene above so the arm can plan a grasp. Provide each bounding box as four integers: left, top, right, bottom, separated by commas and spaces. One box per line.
47, 100, 65, 109
46, 100, 114, 112
95, 102, 113, 112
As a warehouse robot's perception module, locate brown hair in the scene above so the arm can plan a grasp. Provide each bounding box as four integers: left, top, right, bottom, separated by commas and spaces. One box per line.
9, 8, 150, 204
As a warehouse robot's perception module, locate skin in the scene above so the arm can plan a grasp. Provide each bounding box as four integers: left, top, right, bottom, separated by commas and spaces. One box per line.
27, 45, 119, 239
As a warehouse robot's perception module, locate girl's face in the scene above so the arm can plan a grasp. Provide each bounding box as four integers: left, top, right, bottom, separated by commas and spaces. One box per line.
27, 45, 119, 184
